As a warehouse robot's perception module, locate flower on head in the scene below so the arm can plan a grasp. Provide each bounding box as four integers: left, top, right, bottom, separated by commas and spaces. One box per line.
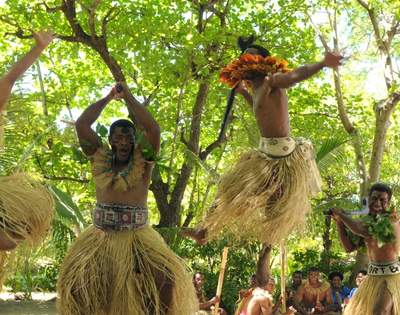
220, 53, 291, 88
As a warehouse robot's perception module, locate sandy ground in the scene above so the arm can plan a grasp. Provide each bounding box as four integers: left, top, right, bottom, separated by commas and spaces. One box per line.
0, 293, 57, 315
0, 301, 57, 315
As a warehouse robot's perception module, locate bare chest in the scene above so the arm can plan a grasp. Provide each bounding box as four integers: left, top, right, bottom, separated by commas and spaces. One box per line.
95, 167, 152, 206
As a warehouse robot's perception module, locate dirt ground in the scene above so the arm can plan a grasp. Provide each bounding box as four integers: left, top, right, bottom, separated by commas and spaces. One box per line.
0, 300, 57, 315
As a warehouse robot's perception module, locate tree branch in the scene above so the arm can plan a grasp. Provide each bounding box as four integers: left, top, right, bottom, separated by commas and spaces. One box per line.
356, 0, 395, 89
41, 1, 63, 13
308, 5, 368, 195
199, 134, 227, 161
43, 175, 90, 183
101, 6, 119, 39
369, 92, 400, 182
60, 0, 92, 45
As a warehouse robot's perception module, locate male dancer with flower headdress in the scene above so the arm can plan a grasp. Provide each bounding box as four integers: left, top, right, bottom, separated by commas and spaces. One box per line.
0, 31, 55, 282
184, 36, 343, 245
57, 82, 197, 315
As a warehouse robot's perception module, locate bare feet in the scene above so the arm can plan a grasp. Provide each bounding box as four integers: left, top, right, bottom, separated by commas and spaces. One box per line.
181, 228, 207, 245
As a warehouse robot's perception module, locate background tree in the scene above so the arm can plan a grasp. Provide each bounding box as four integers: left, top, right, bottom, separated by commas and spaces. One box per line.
0, 0, 399, 311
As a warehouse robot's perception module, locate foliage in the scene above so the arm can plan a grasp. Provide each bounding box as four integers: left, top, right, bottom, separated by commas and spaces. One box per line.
0, 0, 399, 310
362, 214, 397, 248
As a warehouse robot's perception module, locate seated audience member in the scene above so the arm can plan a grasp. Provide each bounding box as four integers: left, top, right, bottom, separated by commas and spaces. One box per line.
325, 271, 351, 314
346, 270, 367, 303
194, 272, 227, 315
294, 267, 332, 314
287, 270, 303, 306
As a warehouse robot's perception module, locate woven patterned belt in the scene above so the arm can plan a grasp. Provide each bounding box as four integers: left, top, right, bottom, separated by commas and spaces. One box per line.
258, 137, 297, 158
93, 203, 148, 231
368, 261, 400, 276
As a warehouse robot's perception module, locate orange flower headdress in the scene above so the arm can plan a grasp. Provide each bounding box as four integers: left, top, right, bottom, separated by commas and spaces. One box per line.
220, 53, 291, 88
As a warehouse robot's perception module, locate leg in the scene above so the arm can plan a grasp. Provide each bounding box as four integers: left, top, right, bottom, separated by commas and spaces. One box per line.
256, 243, 271, 287
373, 280, 393, 315
153, 268, 174, 315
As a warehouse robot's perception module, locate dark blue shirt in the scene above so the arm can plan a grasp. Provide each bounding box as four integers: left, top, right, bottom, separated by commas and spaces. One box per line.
331, 287, 351, 305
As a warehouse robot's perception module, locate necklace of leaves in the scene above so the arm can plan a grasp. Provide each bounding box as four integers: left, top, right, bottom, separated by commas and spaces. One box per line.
362, 208, 398, 248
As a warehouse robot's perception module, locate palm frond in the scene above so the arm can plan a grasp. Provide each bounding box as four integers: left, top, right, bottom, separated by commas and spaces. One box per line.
0, 121, 55, 174
316, 137, 349, 171
183, 147, 219, 182
315, 197, 360, 212
48, 185, 87, 229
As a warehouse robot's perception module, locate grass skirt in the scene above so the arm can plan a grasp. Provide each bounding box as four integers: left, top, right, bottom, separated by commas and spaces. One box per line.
200, 139, 321, 244
57, 225, 198, 315
0, 173, 54, 245
344, 274, 400, 315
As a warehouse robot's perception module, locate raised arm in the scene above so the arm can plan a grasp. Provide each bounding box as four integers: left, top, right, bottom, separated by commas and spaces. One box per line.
118, 83, 160, 153
334, 219, 359, 253
331, 208, 370, 239
75, 87, 118, 155
0, 31, 54, 112
268, 52, 343, 89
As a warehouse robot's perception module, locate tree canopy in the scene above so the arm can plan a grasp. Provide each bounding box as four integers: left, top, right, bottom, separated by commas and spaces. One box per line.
0, 0, 399, 312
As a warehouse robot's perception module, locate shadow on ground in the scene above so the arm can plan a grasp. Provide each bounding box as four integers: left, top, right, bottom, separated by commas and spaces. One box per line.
0, 301, 57, 315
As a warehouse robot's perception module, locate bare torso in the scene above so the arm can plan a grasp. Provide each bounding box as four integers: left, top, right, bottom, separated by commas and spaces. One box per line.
302, 285, 329, 307
365, 221, 400, 263
252, 76, 290, 138
95, 160, 153, 207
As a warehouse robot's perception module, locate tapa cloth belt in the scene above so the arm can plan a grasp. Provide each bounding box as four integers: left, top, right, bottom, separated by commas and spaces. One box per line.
93, 203, 148, 231
258, 137, 297, 158
368, 261, 400, 276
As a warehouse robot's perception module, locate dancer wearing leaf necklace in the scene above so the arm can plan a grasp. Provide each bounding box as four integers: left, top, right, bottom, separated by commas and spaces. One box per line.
331, 183, 400, 315
184, 36, 343, 245
57, 83, 197, 315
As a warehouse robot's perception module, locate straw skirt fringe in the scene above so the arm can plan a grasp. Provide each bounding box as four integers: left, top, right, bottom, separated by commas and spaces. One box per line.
200, 140, 321, 244
0, 173, 54, 245
344, 274, 400, 315
57, 225, 198, 315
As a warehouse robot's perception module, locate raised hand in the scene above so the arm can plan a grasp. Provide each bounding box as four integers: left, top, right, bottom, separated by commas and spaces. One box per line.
323, 51, 344, 68
110, 82, 126, 100
33, 30, 54, 49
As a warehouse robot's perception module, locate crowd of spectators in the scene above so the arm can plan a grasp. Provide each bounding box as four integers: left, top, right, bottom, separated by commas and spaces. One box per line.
193, 268, 367, 315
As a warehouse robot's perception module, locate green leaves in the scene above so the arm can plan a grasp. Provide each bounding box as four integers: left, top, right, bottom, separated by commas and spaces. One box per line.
316, 136, 348, 172
95, 123, 109, 138
48, 185, 86, 229
362, 214, 397, 248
